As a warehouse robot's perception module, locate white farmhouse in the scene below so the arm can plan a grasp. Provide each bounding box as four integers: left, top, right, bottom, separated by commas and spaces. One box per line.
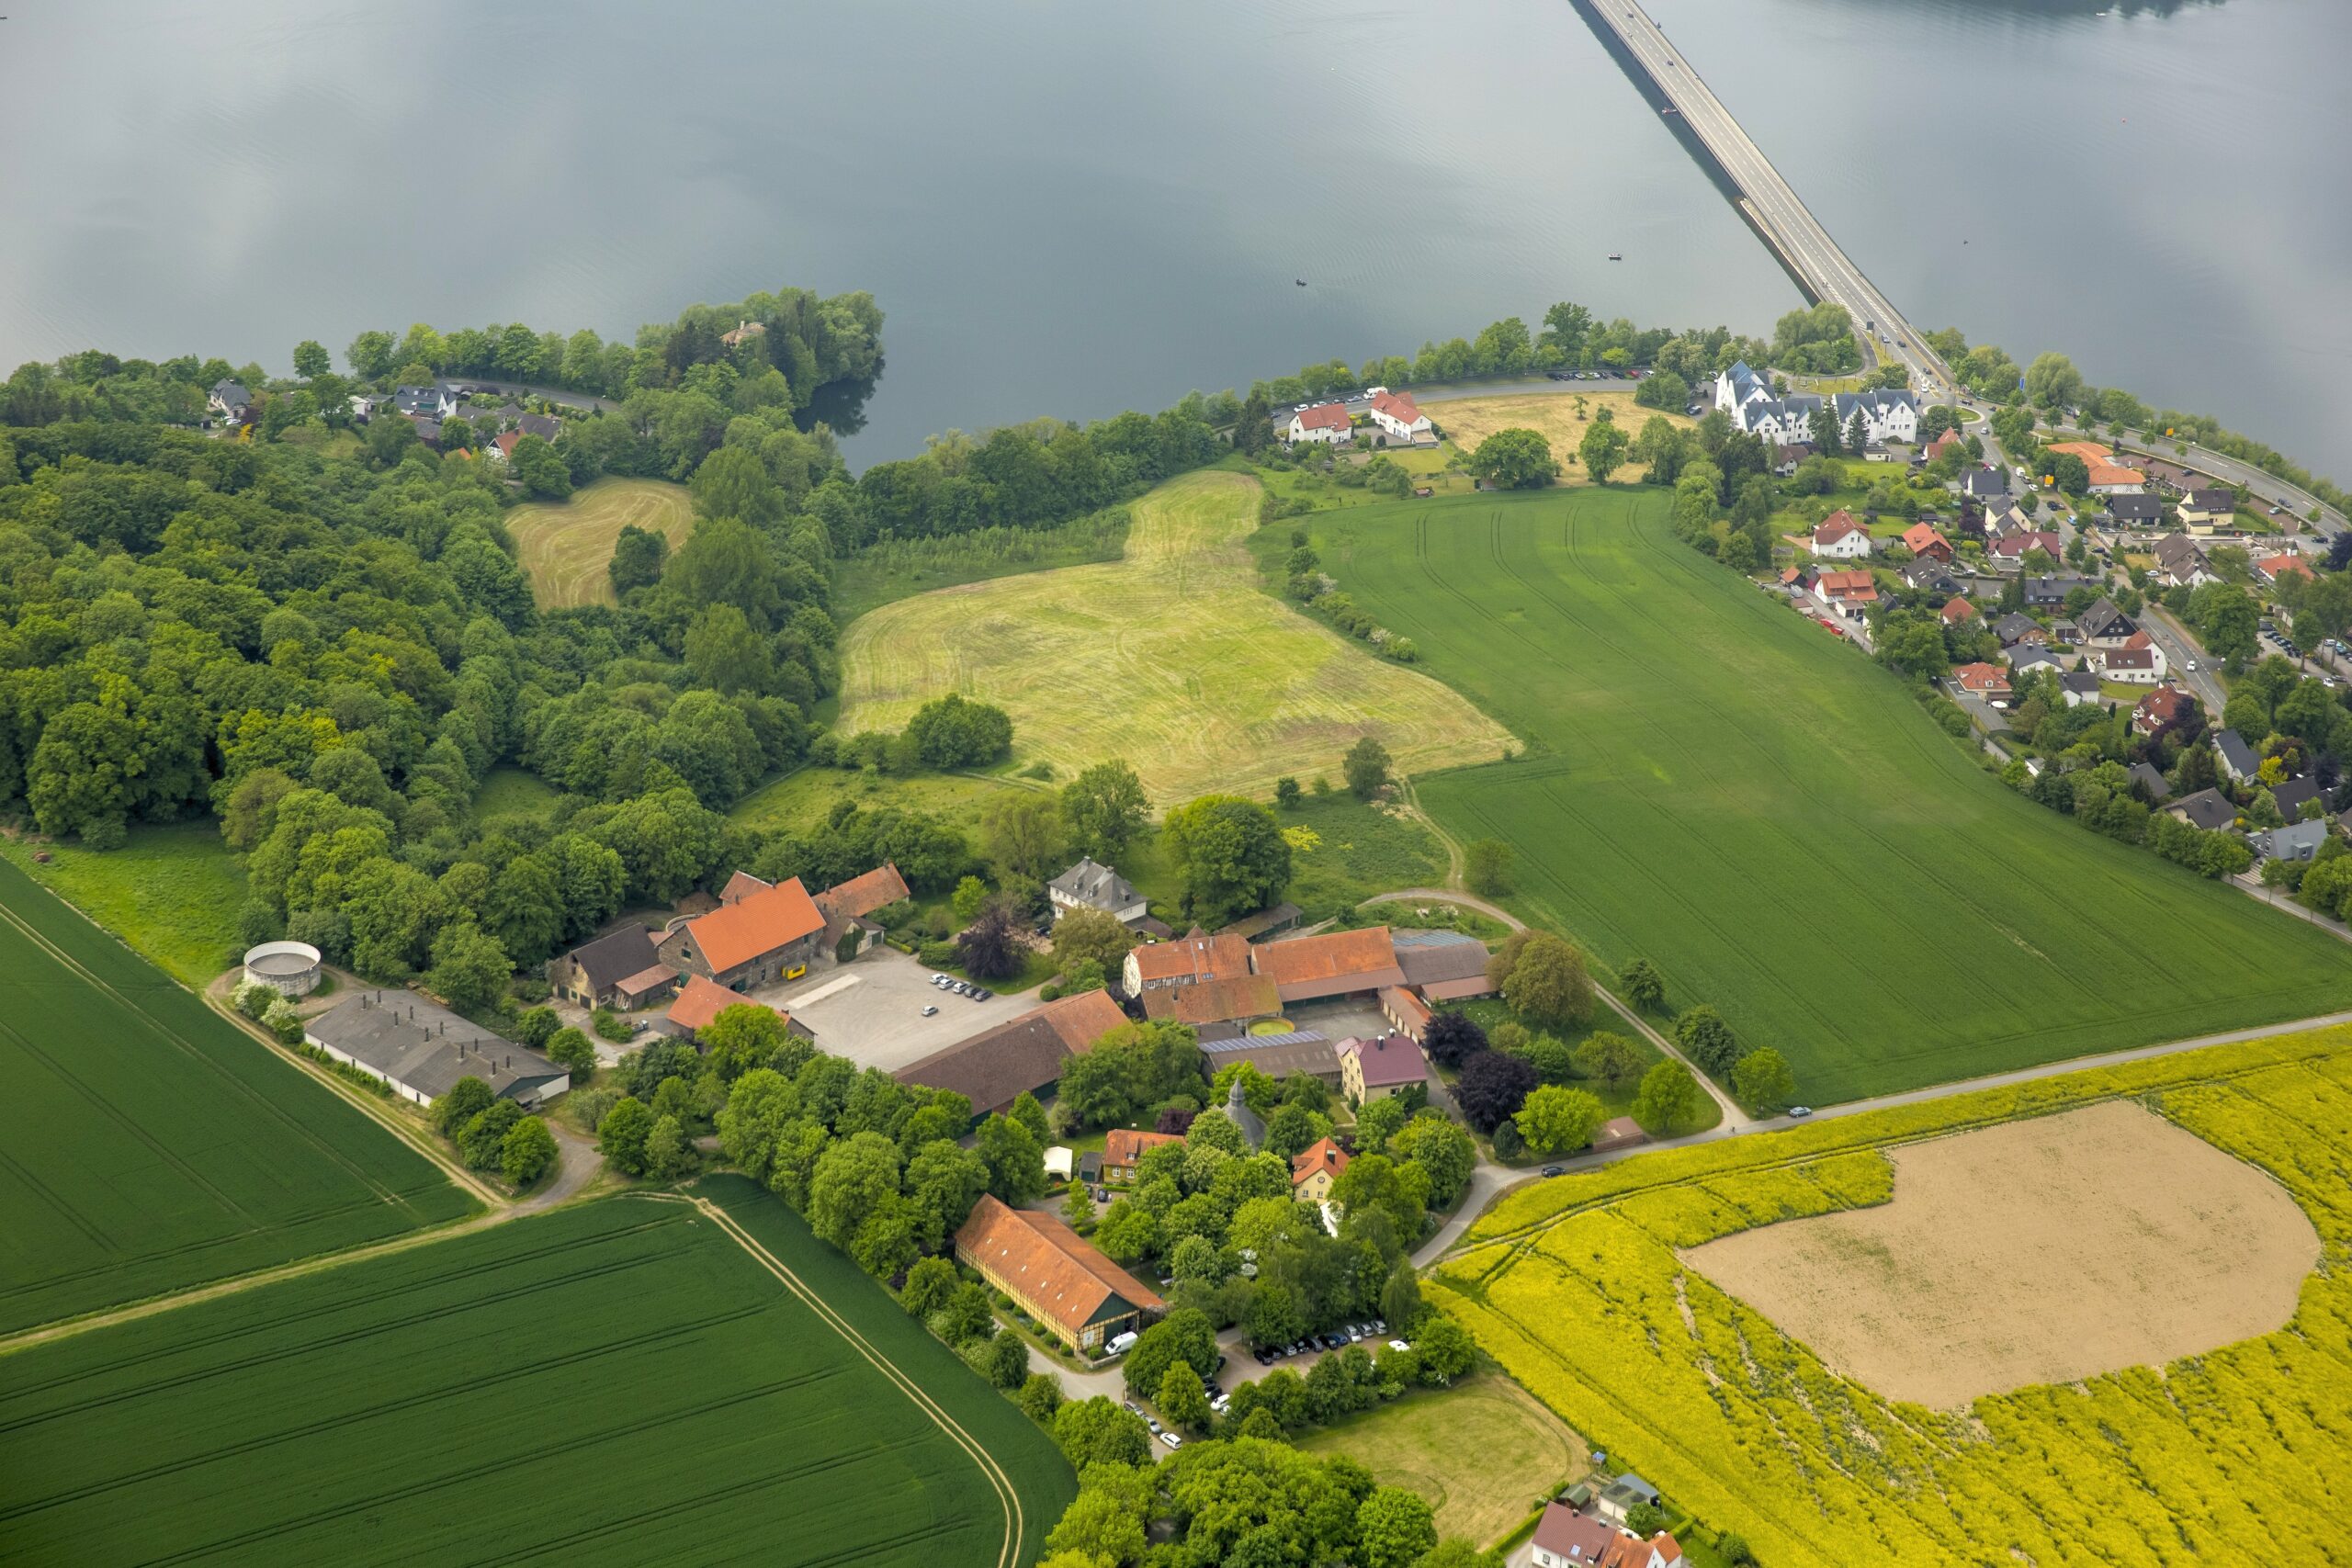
1366, 389, 1430, 442
1811, 511, 1873, 559
1286, 402, 1353, 446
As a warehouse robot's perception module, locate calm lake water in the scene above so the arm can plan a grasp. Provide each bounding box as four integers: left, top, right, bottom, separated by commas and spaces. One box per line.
1, 0, 2344, 477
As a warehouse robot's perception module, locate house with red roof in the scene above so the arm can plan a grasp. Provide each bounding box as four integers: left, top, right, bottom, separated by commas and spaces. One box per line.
1901, 522, 1952, 561
1989, 529, 2064, 563
1286, 401, 1353, 446
1290, 1137, 1351, 1202
1367, 389, 1431, 443
1812, 510, 1873, 559
1925, 426, 1964, 462
1951, 662, 2013, 703
955, 1195, 1163, 1353
1939, 596, 1978, 626
657, 874, 829, 989
2133, 683, 2195, 740
662, 974, 808, 1046
2255, 552, 2316, 586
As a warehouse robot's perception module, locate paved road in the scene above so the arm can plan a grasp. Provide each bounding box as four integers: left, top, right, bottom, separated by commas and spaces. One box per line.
2141, 604, 2225, 712
2108, 434, 2346, 540
1590, 0, 1954, 400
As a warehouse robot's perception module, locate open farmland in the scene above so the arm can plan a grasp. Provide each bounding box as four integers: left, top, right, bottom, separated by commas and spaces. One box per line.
1432, 1027, 2352, 1567
0, 1182, 1075, 1567
0, 859, 473, 1335
834, 469, 1510, 807
0, 820, 243, 987
1430, 390, 1691, 479
1328, 488, 2352, 1100
508, 477, 694, 608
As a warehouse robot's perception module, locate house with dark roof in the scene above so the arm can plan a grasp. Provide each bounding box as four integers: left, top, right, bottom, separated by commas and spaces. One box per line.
2250, 818, 2331, 863
2059, 670, 2103, 706
1738, 393, 1825, 448
2211, 728, 2260, 784
208, 379, 252, 418
1898, 557, 1962, 595
893, 989, 1129, 1117
2152, 533, 2214, 587
1832, 387, 1919, 446
2108, 493, 2167, 529
2077, 597, 2138, 647
1218, 902, 1305, 943
547, 924, 673, 1010
955, 1194, 1163, 1353
2165, 788, 2239, 832
2270, 774, 2322, 821
2022, 574, 2091, 608
657, 875, 829, 989
305, 990, 568, 1109
1339, 1032, 1429, 1106
393, 382, 459, 420
2127, 761, 2173, 802
2177, 487, 2237, 528
1960, 467, 2009, 501
1049, 857, 1148, 924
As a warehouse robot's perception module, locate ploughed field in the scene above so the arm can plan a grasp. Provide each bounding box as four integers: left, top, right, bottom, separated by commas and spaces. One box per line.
0, 1182, 1075, 1567
1432, 1028, 2352, 1567
1328, 487, 2352, 1100
0, 859, 474, 1336
508, 477, 695, 608
834, 469, 1510, 807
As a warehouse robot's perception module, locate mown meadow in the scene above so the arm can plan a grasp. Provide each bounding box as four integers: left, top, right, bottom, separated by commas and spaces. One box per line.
0, 1183, 1076, 1567
1429, 1027, 2352, 1567
1326, 487, 2352, 1100
0, 859, 473, 1336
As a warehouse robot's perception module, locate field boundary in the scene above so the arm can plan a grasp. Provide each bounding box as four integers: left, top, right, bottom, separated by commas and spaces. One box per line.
651, 1193, 1029, 1568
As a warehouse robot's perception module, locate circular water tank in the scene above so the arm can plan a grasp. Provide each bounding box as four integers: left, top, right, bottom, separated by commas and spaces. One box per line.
243, 940, 323, 998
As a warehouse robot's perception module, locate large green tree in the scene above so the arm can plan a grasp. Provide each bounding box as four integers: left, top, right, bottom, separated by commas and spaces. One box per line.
1464, 428, 1556, 489
1162, 795, 1292, 926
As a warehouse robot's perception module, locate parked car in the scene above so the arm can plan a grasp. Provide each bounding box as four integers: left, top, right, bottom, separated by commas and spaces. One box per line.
1146, 1416, 1161, 1434
929, 973, 948, 985
1388, 1338, 1412, 1353
1371, 1319, 1385, 1335
920, 1004, 938, 1017
1160, 1431, 1182, 1450
971, 987, 992, 1001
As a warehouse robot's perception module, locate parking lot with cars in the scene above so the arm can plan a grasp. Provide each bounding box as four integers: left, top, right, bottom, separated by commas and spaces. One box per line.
767, 948, 1035, 1072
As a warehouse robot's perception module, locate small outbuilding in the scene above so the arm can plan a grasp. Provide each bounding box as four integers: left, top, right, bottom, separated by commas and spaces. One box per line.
242, 940, 323, 998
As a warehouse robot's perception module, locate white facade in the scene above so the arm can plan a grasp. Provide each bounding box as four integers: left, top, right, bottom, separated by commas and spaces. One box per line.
1286, 404, 1353, 446
1834, 389, 1919, 446
1812, 525, 1873, 560
1714, 361, 1770, 417
1367, 392, 1430, 442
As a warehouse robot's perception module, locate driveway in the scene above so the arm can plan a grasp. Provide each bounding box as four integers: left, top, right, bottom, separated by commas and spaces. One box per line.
767, 949, 1039, 1073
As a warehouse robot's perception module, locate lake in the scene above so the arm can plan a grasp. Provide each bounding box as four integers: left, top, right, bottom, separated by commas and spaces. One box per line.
0, 0, 2343, 478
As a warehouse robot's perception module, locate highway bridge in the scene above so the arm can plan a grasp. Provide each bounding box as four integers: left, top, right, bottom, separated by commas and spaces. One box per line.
1576, 0, 1956, 398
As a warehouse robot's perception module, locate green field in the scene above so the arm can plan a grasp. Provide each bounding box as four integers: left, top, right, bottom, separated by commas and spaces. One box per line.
507, 477, 695, 608
0, 820, 244, 987
472, 763, 561, 824
0, 1183, 1075, 1566
0, 859, 474, 1335
1328, 488, 2352, 1101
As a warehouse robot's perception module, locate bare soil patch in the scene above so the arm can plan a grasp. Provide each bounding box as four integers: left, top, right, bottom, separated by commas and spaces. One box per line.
1681, 1100, 2319, 1407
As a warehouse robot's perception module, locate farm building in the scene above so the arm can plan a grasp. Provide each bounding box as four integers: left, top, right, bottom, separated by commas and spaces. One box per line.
242, 940, 322, 998
813, 861, 910, 956
1125, 928, 1251, 998
1339, 1032, 1430, 1106
1393, 930, 1497, 1001
661, 974, 808, 1047
893, 988, 1129, 1117
1218, 902, 1304, 942
1102, 1128, 1184, 1183
547, 924, 673, 1010
1197, 1030, 1341, 1088
1138, 973, 1283, 1028
304, 990, 568, 1109
658, 874, 829, 989
955, 1195, 1164, 1353
1290, 1137, 1351, 1202
1049, 857, 1148, 925
1250, 927, 1407, 1004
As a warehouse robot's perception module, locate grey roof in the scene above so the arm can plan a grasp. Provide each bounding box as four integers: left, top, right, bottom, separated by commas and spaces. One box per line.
2062, 671, 2102, 695
2007, 647, 2062, 671
305, 989, 567, 1103
1833, 389, 1918, 419
2127, 761, 2172, 801
518, 412, 562, 441
2185, 488, 2237, 511
1723, 361, 1767, 402
1994, 612, 2041, 644
210, 378, 251, 406
1743, 394, 1822, 431
1221, 1077, 1267, 1151
1962, 468, 2009, 497
1344, 1032, 1430, 1089
1396, 938, 1493, 988
560, 925, 661, 992
2271, 775, 2322, 819
1202, 1028, 1328, 1054
2153, 534, 2207, 571
2078, 598, 2135, 638
2212, 728, 2259, 779
2251, 818, 2331, 862
412, 418, 442, 444
2167, 789, 2239, 832
2109, 495, 2166, 522
1049, 857, 1141, 911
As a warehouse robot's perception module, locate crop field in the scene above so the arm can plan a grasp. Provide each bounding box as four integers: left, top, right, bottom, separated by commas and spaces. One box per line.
0, 1182, 1076, 1567
1429, 391, 1691, 479
0, 859, 473, 1335
1327, 488, 2352, 1100
0, 820, 243, 987
834, 470, 1510, 807
1431, 1027, 2352, 1567
1681, 1099, 2316, 1406
508, 477, 695, 608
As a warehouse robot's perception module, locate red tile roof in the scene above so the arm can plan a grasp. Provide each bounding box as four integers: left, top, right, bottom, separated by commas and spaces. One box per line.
1902, 522, 1951, 555
1815, 569, 1877, 601
1138, 973, 1283, 1025
1295, 401, 1351, 432
1814, 510, 1866, 544
719, 870, 772, 906
1952, 661, 2011, 694
1290, 1136, 1351, 1187
816, 862, 910, 921
1250, 927, 1406, 1001
686, 877, 826, 973
1131, 929, 1252, 986
1371, 389, 1424, 425
2136, 684, 2192, 727
667, 973, 786, 1034
2258, 553, 2315, 581
1940, 597, 1978, 623
1103, 1128, 1183, 1170
1531, 1504, 1619, 1563
955, 1195, 1163, 1342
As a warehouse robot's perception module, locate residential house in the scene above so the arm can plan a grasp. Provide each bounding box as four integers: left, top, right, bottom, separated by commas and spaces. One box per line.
718, 319, 767, 348
393, 382, 459, 420
2093, 644, 2165, 684
2060, 670, 2104, 706
2166, 788, 2239, 831
1593, 1474, 1664, 1528
1901, 522, 1953, 561
1287, 402, 1353, 446
2250, 819, 2332, 863
547, 924, 675, 1010
2007, 646, 2062, 676
1925, 426, 1965, 463
2022, 574, 2090, 608
894, 988, 1129, 1117
1197, 1030, 1342, 1088
1125, 928, 1252, 998
812, 861, 911, 957
1531, 1505, 1621, 1568
2152, 534, 2214, 587
1102, 1129, 1184, 1183
207, 379, 252, 419
2127, 761, 2174, 801
2132, 683, 2196, 740
2108, 494, 2166, 529
1290, 1137, 1351, 1203
1741, 394, 1824, 448
2177, 488, 2239, 531
304, 990, 568, 1110
1951, 662, 2013, 703
2256, 552, 2316, 587
2271, 774, 2323, 821
1813, 569, 1879, 617
1960, 467, 2010, 502
1940, 596, 1979, 626
1338, 1032, 1429, 1106
1367, 389, 1431, 442
2077, 598, 2138, 647
663, 974, 807, 1047
2212, 728, 2260, 783
1832, 388, 1919, 446
1992, 611, 2042, 647
488, 430, 525, 463
1990, 531, 2064, 567
657, 874, 829, 989
1898, 557, 1961, 595
1770, 441, 1813, 477
954, 1194, 1163, 1354
1713, 361, 1771, 419
1812, 511, 1873, 559
1048, 858, 1148, 925
1250, 927, 1406, 1004
2045, 441, 2145, 495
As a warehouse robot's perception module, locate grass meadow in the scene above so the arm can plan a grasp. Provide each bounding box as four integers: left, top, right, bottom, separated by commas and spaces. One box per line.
0, 1183, 1075, 1567
508, 477, 695, 608
1431, 1027, 2352, 1567
1328, 487, 2352, 1101
0, 819, 244, 987
0, 859, 474, 1335
834, 469, 1510, 807
1430, 390, 1693, 478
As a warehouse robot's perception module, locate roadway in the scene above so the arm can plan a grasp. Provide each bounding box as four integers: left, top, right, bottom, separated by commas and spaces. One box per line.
1585, 0, 1953, 399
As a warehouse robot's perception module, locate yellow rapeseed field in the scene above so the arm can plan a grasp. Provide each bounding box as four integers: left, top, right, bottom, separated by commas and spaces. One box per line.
834, 469, 1511, 806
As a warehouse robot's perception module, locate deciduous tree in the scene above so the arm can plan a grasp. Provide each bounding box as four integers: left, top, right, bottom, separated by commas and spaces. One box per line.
1514, 1085, 1606, 1156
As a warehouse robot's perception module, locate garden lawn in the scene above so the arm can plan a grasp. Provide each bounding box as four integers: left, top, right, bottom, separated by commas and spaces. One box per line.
507, 477, 694, 608
0, 858, 474, 1335
1327, 487, 2352, 1101
0, 1183, 1075, 1567
834, 470, 1510, 807
0, 819, 243, 987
